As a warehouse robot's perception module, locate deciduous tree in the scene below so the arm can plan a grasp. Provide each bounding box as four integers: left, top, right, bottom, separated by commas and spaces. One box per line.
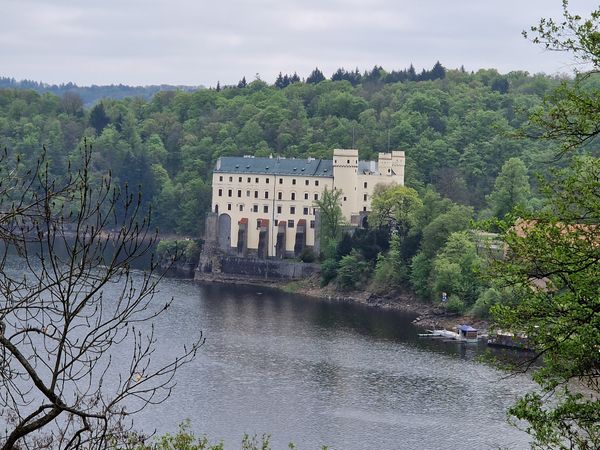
0, 145, 201, 449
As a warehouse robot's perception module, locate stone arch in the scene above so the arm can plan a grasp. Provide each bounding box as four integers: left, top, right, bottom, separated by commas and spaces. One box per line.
361, 215, 369, 229
217, 213, 231, 252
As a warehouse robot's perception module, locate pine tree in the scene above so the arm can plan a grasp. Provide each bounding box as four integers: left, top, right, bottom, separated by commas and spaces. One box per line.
306, 67, 325, 84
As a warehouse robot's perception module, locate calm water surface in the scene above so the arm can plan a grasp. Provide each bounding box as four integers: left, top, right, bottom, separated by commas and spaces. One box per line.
129, 278, 534, 450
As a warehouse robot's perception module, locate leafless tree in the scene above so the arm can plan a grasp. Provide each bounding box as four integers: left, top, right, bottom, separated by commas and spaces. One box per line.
0, 145, 202, 449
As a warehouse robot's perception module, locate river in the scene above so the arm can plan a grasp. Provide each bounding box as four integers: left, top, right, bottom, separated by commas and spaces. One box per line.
126, 277, 535, 450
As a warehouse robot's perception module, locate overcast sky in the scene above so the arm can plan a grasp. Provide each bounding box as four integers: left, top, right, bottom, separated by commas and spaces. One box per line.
1, 0, 598, 87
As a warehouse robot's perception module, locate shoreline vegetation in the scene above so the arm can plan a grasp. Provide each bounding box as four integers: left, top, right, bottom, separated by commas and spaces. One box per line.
194, 272, 488, 334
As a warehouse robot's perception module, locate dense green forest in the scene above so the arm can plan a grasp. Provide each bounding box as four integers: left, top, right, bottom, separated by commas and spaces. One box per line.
0, 76, 201, 106
4, 65, 595, 238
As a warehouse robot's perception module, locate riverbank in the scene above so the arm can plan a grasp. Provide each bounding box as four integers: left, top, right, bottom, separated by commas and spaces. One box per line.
282, 275, 489, 333
195, 271, 489, 334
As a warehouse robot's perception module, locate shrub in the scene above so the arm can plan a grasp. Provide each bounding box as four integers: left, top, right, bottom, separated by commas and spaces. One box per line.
298, 246, 316, 263
445, 295, 466, 314
337, 250, 371, 291
471, 287, 502, 318
320, 257, 338, 286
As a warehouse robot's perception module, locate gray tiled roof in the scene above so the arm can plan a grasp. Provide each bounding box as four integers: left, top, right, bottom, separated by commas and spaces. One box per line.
215, 156, 334, 177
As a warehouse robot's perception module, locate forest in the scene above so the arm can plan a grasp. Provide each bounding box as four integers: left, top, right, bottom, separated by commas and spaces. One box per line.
1, 51, 599, 445
3, 64, 593, 237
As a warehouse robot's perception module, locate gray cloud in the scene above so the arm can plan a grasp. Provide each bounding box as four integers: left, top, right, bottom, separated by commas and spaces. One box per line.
1, 0, 597, 86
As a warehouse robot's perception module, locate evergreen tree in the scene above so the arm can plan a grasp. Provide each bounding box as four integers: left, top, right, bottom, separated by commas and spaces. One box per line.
89, 102, 110, 134
306, 67, 325, 84
274, 72, 285, 89
407, 64, 417, 81
237, 76, 247, 88
430, 61, 446, 80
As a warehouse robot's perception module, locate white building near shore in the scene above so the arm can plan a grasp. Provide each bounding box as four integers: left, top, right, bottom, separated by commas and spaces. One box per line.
209, 148, 405, 258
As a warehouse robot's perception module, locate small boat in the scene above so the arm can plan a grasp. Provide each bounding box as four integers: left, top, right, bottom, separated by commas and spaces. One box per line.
419, 325, 479, 343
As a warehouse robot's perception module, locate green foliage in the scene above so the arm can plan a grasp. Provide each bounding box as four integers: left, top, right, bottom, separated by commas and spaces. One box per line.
370, 185, 423, 239
156, 239, 201, 264
0, 67, 564, 235
319, 257, 338, 287
432, 232, 483, 305
419, 204, 473, 257
336, 250, 371, 291
445, 295, 466, 314
137, 421, 224, 450
314, 187, 344, 247
485, 157, 532, 218
371, 233, 407, 292
488, 4, 600, 446
298, 246, 316, 263
471, 287, 502, 318
131, 421, 300, 450
409, 251, 433, 299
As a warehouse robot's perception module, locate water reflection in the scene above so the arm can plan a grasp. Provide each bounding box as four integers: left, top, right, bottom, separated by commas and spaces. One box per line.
128, 279, 533, 450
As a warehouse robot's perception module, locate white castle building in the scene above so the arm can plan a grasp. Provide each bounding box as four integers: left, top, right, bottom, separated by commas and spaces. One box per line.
209, 149, 405, 258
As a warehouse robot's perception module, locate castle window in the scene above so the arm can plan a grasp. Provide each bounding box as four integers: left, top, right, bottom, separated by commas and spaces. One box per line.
253, 204, 258, 213
238, 177, 242, 182
290, 206, 295, 215
291, 193, 296, 201
246, 190, 250, 197
305, 179, 309, 186
310, 220, 315, 229
363, 194, 367, 201
315, 180, 319, 186
279, 178, 283, 184
254, 191, 258, 198
227, 203, 232, 211
343, 196, 347, 201
219, 176, 223, 182
265, 191, 269, 199
314, 193, 318, 200
218, 189, 222, 197
239, 204, 244, 212
263, 205, 269, 213
278, 192, 282, 200
303, 207, 309, 215
237, 190, 242, 198
215, 205, 219, 213
364, 182, 367, 188
229, 176, 233, 182
266, 178, 270, 184
256, 219, 261, 229
274, 219, 278, 226
347, 159, 350, 164
227, 189, 232, 197
304, 193, 309, 200
363, 206, 367, 212
288, 220, 294, 228
292, 179, 296, 185
255, 177, 259, 183
247, 177, 251, 183
277, 206, 282, 214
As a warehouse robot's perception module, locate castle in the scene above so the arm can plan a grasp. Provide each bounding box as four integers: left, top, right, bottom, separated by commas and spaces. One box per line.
206, 148, 405, 259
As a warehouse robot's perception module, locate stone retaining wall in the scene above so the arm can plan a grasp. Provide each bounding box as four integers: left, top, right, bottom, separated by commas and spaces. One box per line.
195, 254, 319, 282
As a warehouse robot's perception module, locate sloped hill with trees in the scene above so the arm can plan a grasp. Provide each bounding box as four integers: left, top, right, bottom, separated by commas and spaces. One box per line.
1, 64, 597, 237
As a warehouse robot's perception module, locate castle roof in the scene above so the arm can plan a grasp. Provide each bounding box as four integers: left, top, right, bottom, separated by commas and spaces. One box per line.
215, 156, 334, 177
